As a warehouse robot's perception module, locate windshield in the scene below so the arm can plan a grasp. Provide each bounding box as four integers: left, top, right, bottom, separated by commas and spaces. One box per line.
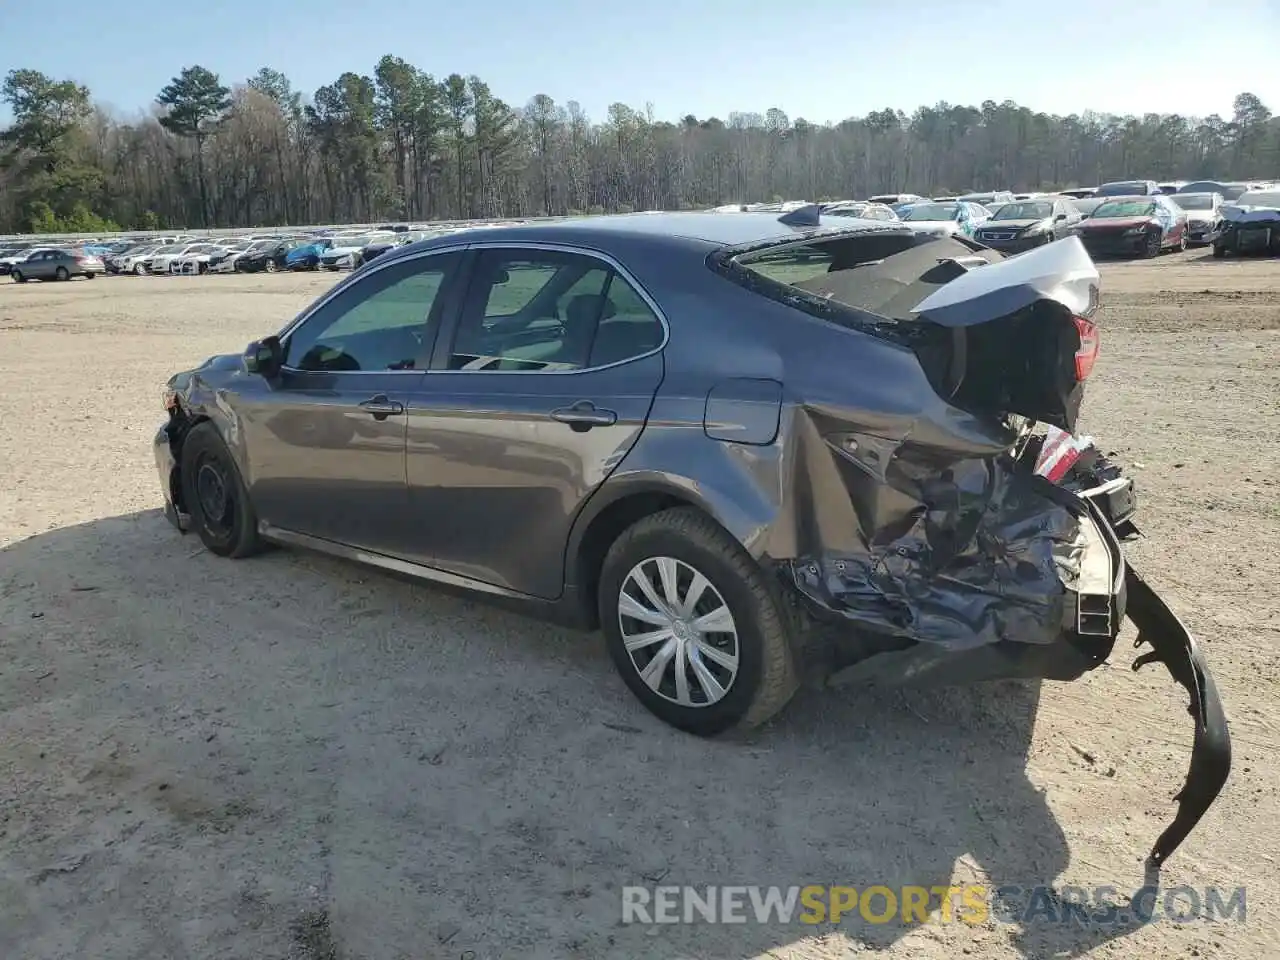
1237, 191, 1280, 207
155, 245, 183, 254
1092, 200, 1156, 218
1097, 181, 1151, 196
1171, 195, 1215, 211
993, 202, 1053, 220
902, 203, 959, 221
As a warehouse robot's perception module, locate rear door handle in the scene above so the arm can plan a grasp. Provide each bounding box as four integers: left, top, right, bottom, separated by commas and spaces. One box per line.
359, 394, 405, 420
550, 400, 618, 431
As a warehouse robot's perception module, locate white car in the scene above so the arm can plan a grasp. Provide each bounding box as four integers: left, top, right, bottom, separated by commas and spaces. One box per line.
208, 239, 277, 273
1169, 192, 1226, 245
174, 244, 236, 275
0, 247, 46, 274
113, 244, 165, 275
151, 242, 221, 274
206, 245, 252, 273
317, 232, 395, 271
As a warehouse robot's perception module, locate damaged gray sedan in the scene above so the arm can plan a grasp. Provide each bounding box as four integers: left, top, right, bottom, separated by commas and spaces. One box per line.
155, 208, 1229, 866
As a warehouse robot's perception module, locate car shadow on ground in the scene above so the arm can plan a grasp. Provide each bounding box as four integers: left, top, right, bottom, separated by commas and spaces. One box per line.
0, 511, 1156, 959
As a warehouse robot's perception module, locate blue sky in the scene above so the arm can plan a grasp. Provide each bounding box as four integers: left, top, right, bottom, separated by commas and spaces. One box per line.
2, 0, 1277, 124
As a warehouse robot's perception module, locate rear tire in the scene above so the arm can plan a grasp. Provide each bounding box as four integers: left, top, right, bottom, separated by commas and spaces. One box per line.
11, 271, 24, 283
179, 422, 263, 559
84, 272, 95, 280
598, 507, 798, 737
55, 266, 70, 281
1212, 243, 1226, 259
265, 260, 278, 273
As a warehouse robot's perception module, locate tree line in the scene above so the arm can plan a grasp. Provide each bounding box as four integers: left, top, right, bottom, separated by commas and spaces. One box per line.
0, 60, 1275, 234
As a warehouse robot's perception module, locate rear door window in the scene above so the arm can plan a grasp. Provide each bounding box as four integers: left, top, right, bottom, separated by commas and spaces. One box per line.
446, 249, 663, 371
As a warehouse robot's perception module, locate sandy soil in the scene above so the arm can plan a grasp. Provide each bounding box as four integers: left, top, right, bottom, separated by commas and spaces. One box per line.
1, 251, 1277, 960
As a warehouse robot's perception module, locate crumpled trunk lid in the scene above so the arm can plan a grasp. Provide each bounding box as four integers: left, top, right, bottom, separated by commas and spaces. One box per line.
795, 236, 1100, 432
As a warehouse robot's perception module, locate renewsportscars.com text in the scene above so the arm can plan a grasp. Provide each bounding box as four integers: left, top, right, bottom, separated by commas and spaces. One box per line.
621, 884, 1246, 926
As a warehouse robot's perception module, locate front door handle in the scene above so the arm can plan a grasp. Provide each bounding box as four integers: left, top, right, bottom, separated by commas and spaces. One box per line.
550, 400, 618, 431
359, 394, 404, 420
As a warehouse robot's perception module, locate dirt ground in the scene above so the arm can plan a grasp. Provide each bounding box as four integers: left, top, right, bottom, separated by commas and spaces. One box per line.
1, 250, 1277, 960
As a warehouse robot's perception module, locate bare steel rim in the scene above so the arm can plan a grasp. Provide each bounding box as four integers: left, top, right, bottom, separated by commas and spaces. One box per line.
617, 556, 740, 708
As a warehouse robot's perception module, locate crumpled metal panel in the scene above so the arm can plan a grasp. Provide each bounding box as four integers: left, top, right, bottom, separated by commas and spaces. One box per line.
910, 234, 1099, 326
745, 238, 1106, 651
784, 425, 1086, 650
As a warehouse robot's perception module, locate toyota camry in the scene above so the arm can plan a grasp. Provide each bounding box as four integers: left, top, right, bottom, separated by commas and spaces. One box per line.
155, 208, 1229, 866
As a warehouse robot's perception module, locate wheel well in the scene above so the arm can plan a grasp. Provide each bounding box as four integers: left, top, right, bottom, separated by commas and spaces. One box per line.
166, 411, 209, 511
573, 491, 695, 629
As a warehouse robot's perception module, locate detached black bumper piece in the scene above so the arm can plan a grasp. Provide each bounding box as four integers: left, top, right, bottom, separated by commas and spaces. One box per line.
1125, 566, 1232, 867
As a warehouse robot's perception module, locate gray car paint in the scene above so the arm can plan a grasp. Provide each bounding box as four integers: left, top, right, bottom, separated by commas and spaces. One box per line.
157, 215, 1079, 625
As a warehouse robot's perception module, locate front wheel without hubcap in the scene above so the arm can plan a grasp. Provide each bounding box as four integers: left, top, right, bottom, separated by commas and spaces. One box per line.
11, 271, 24, 283
599, 507, 798, 736
179, 422, 263, 558
55, 266, 69, 281
1144, 231, 1162, 258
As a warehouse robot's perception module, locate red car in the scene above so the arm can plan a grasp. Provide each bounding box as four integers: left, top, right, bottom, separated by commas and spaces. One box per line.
1074, 195, 1189, 258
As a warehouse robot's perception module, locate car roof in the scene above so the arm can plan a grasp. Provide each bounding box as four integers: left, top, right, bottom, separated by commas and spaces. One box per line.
387, 211, 910, 261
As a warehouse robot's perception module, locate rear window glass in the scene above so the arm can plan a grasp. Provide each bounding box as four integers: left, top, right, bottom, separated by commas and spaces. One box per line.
730, 234, 999, 328
740, 244, 836, 285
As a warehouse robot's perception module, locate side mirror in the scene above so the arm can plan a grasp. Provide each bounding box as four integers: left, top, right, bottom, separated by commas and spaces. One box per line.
1055, 212, 1068, 221
243, 336, 283, 377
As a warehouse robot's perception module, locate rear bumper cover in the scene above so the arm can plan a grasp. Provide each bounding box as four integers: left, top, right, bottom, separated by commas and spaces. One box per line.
802, 463, 1229, 866
1123, 565, 1231, 866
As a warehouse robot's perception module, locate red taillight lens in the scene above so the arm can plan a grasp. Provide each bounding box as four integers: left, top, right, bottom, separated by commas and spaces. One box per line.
1073, 316, 1099, 380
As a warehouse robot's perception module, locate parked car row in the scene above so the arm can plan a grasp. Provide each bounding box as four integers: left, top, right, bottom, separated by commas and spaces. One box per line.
756, 178, 1280, 260
5, 185, 1277, 285
1, 221, 539, 284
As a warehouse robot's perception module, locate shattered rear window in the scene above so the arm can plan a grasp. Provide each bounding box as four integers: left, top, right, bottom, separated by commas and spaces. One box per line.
726, 233, 1001, 329
738, 244, 836, 286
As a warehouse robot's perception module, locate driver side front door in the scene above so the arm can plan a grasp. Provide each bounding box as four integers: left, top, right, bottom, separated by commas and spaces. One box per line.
237, 250, 465, 553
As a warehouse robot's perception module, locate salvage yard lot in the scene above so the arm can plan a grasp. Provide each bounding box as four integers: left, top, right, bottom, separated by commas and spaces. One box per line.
1, 253, 1278, 960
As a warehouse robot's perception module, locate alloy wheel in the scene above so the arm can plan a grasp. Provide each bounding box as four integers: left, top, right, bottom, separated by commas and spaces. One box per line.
617, 556, 740, 708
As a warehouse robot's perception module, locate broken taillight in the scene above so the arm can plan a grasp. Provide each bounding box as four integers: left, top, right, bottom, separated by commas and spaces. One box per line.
1073, 315, 1099, 380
